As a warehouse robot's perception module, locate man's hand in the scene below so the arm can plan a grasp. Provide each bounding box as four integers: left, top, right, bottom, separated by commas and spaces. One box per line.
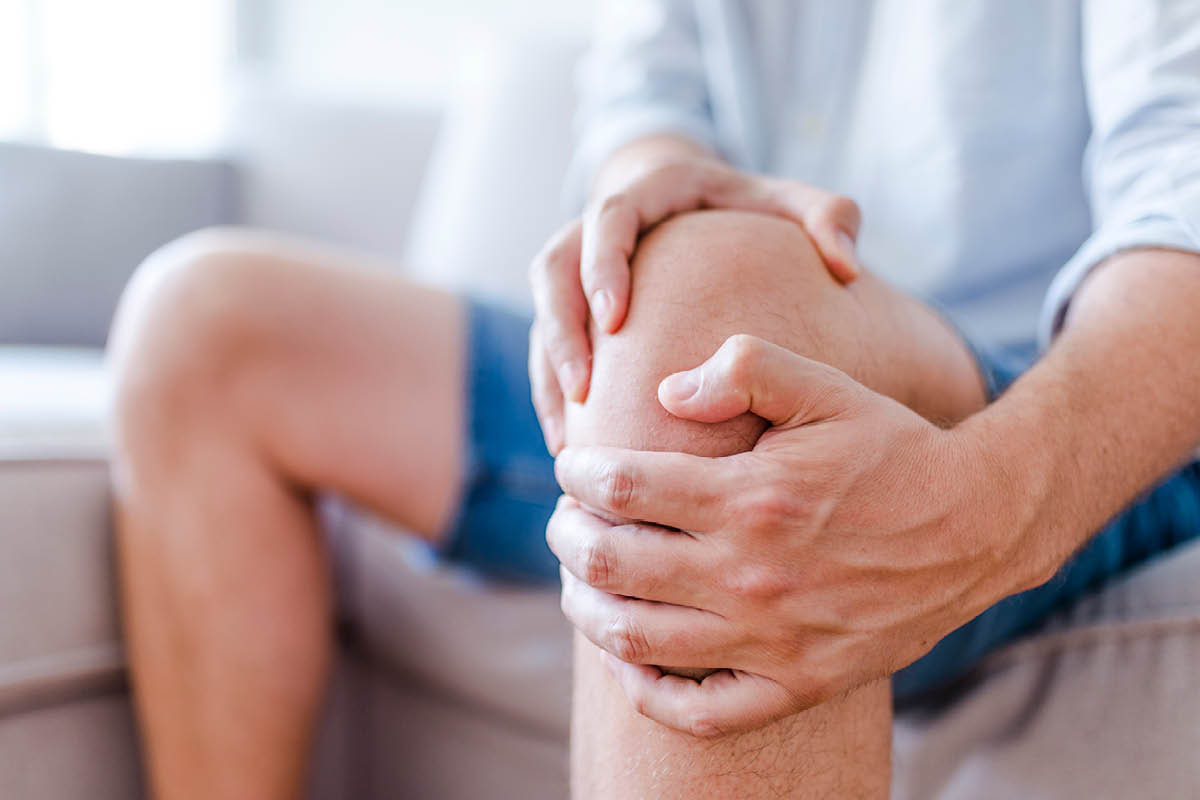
528, 156, 864, 455
547, 334, 1033, 737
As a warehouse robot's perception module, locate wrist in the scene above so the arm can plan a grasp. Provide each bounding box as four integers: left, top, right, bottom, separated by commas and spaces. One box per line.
950, 410, 1059, 597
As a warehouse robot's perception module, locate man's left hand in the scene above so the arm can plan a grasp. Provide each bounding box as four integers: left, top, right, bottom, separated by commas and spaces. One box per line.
549, 334, 1041, 736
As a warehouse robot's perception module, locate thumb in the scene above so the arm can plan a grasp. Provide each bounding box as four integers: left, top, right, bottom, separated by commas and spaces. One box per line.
657, 334, 863, 427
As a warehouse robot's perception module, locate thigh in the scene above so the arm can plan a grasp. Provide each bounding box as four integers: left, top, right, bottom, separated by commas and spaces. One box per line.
205, 233, 562, 577
127, 230, 470, 539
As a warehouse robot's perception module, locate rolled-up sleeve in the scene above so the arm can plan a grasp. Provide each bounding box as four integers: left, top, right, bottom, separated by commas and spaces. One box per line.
564, 0, 717, 209
1039, 0, 1200, 345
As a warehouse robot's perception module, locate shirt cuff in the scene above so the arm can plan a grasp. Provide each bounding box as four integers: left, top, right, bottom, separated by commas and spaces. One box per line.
1037, 217, 1200, 348
562, 107, 717, 213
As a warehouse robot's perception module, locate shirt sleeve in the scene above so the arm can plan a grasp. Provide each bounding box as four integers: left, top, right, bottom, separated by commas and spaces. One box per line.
1039, 0, 1200, 346
563, 0, 718, 210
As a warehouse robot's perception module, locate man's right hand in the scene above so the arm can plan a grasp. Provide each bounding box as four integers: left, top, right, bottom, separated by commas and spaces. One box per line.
528, 151, 865, 454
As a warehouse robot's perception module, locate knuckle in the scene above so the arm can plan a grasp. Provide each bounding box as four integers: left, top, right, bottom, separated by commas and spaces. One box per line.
827, 194, 861, 227
595, 191, 628, 218
530, 226, 578, 281
741, 482, 803, 531
691, 160, 736, 196
647, 160, 690, 187
724, 564, 786, 601
544, 508, 565, 554
580, 537, 616, 589
607, 613, 650, 663
628, 684, 651, 719
723, 334, 765, 380
687, 709, 725, 739
595, 461, 637, 515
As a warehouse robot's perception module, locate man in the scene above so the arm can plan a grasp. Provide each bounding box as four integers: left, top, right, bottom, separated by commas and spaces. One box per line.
534, 0, 1200, 795
108, 2, 1200, 798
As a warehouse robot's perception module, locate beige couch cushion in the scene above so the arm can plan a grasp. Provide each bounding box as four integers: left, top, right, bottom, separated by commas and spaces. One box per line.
894, 540, 1200, 799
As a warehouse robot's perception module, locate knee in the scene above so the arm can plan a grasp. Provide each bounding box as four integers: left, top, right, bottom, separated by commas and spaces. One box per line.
565, 210, 864, 455
108, 227, 279, 455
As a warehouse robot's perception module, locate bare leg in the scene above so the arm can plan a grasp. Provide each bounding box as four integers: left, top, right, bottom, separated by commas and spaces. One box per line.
108, 231, 466, 799
564, 210, 986, 798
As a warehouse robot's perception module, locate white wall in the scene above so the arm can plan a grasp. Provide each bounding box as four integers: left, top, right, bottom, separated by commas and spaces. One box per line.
268, 0, 595, 108
1, 0, 235, 155
1, 0, 594, 155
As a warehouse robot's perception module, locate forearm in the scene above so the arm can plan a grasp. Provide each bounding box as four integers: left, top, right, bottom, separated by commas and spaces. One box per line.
962, 249, 1200, 589
589, 134, 717, 201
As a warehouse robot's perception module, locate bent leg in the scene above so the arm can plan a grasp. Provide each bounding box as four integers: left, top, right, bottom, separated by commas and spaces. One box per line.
564, 210, 986, 798
109, 231, 466, 799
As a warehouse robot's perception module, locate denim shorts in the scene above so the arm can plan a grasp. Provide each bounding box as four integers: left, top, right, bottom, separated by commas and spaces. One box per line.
439, 298, 1200, 704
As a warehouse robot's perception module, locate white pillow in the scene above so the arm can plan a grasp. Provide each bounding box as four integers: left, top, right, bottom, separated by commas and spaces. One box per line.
404, 35, 585, 314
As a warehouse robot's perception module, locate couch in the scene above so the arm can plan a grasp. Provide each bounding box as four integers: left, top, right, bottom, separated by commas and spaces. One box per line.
2, 37, 1198, 800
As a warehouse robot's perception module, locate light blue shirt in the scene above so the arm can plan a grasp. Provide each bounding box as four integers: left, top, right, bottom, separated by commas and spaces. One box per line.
569, 0, 1200, 351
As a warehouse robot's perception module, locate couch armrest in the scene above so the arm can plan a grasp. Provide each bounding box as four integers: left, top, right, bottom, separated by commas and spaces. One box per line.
0, 348, 117, 718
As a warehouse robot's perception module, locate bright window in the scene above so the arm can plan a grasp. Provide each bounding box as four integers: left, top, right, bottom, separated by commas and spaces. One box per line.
0, 0, 36, 140
0, 0, 234, 156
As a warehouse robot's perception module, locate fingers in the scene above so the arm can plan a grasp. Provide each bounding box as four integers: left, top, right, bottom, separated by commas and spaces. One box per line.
576, 160, 865, 343
603, 654, 795, 737
580, 194, 636, 334
529, 220, 592, 403
561, 568, 739, 669
577, 161, 746, 335
657, 334, 866, 428
546, 496, 716, 605
761, 179, 862, 283
554, 446, 735, 532
696, 167, 862, 283
528, 323, 564, 454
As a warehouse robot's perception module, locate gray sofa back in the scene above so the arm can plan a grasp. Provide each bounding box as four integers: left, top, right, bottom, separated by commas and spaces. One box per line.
0, 144, 237, 347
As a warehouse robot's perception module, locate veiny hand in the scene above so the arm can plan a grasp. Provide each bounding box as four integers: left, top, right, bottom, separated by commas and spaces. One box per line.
547, 335, 1035, 737
528, 158, 864, 454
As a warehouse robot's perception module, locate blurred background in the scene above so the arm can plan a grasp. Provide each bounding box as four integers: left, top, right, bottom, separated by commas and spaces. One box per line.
0, 0, 592, 154
0, 0, 598, 347
1, 4, 595, 797
6, 4, 1200, 799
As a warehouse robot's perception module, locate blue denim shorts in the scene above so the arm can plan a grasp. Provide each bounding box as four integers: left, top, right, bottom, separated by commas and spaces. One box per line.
439, 298, 1200, 703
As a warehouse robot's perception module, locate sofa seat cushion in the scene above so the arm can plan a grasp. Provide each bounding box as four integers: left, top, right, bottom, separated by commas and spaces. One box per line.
319, 496, 571, 740
894, 539, 1200, 799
